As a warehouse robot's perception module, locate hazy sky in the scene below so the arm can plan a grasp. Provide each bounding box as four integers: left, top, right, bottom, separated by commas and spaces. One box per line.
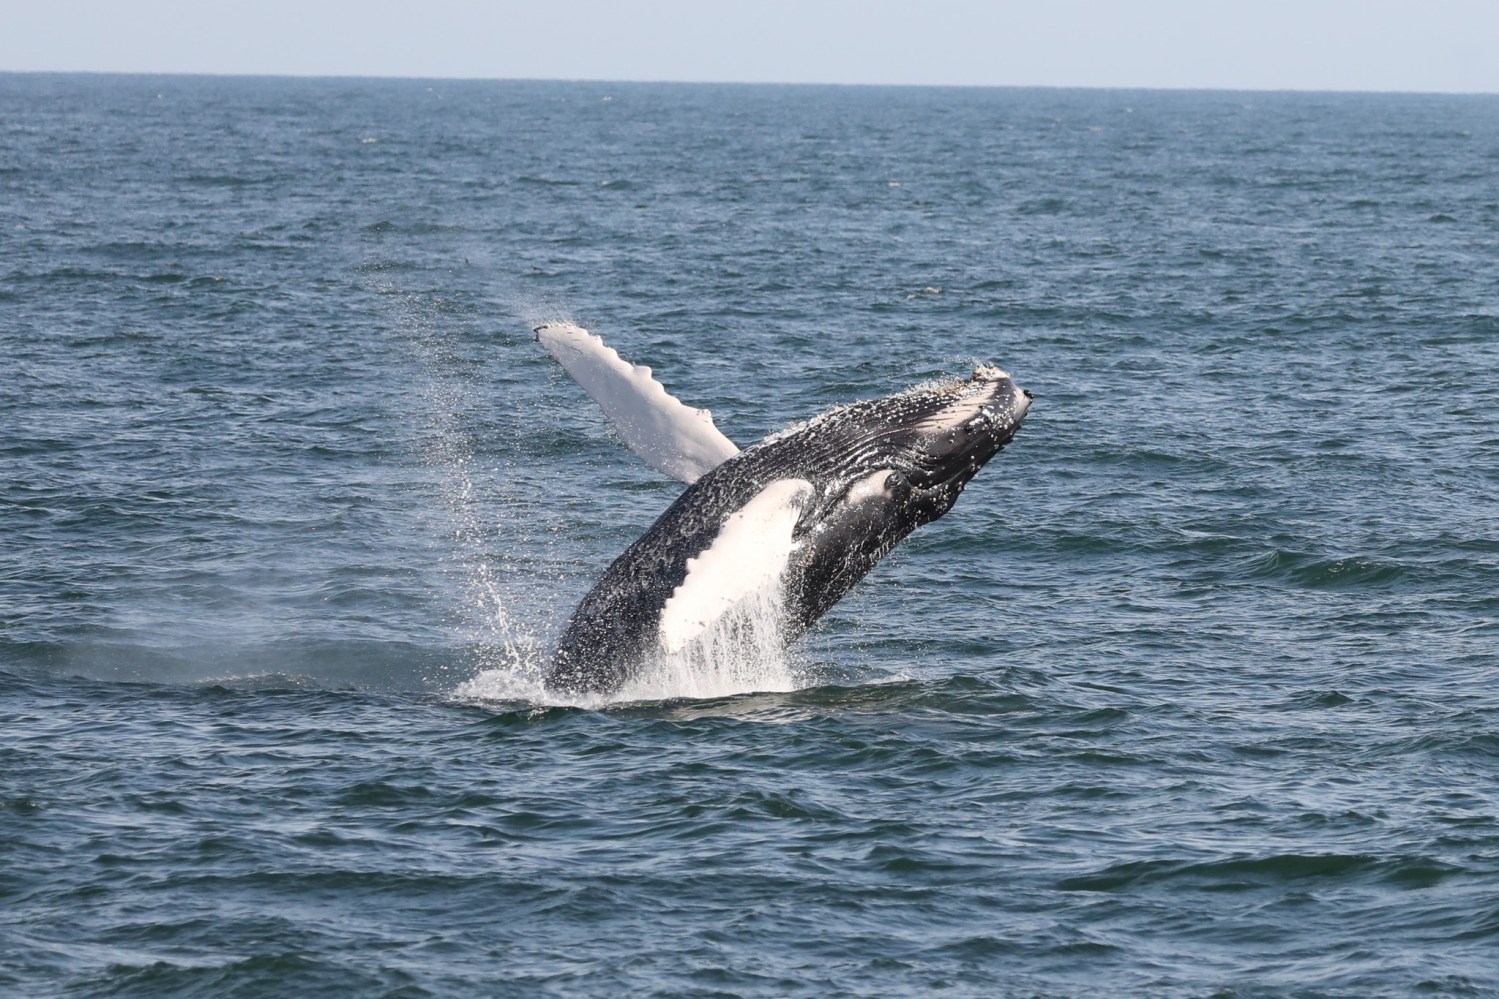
3, 0, 1497, 93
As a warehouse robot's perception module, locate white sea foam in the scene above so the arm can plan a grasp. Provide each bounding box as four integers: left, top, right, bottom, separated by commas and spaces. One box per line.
456, 532, 806, 707
450, 656, 552, 703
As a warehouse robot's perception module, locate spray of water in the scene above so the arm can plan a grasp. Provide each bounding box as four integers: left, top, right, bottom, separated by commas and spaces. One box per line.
365, 272, 552, 690
376, 266, 811, 706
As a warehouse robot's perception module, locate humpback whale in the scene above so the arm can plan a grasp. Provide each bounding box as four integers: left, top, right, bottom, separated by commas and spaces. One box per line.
535, 323, 1032, 696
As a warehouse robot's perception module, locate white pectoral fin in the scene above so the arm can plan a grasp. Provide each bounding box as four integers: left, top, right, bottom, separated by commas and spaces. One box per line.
535, 323, 740, 484
658, 479, 814, 654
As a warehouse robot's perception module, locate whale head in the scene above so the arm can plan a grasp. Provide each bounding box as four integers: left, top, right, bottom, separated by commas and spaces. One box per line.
780, 365, 1032, 520
751, 365, 1032, 632
874, 364, 1031, 509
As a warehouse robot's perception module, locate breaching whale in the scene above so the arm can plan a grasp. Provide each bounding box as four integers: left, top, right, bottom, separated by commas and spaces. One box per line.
535, 323, 1032, 696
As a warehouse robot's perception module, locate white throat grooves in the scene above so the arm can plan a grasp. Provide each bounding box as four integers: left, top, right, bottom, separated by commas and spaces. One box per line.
657, 478, 814, 654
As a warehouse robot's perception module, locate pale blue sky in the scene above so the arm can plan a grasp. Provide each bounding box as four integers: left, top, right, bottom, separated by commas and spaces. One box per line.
3, 0, 1496, 93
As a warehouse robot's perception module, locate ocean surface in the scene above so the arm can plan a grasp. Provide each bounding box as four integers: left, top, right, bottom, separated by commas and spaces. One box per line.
3, 73, 1498, 997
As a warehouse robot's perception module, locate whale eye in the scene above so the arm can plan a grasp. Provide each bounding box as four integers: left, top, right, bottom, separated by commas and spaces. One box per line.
840, 468, 900, 507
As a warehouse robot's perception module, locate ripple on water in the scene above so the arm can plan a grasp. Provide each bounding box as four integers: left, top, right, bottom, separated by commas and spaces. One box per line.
4, 78, 1499, 998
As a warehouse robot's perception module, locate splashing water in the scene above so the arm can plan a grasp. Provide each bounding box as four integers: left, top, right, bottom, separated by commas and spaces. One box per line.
379, 276, 813, 706
616, 581, 803, 703
371, 280, 552, 688
455, 571, 804, 707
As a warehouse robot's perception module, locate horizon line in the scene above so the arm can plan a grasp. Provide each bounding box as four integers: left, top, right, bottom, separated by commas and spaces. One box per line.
4, 67, 1496, 99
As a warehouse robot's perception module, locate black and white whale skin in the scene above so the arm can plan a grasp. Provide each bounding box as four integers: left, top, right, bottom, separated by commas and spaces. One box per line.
535, 324, 1032, 697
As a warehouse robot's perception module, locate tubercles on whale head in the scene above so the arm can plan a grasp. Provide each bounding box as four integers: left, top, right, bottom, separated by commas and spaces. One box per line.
865, 365, 1031, 477
911, 366, 1029, 432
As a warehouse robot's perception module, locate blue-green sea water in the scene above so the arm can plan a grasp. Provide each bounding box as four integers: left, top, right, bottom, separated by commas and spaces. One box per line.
3, 74, 1498, 997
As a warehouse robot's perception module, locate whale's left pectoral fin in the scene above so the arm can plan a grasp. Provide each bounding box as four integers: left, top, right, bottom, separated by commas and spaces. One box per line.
535, 322, 741, 484
658, 478, 814, 654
